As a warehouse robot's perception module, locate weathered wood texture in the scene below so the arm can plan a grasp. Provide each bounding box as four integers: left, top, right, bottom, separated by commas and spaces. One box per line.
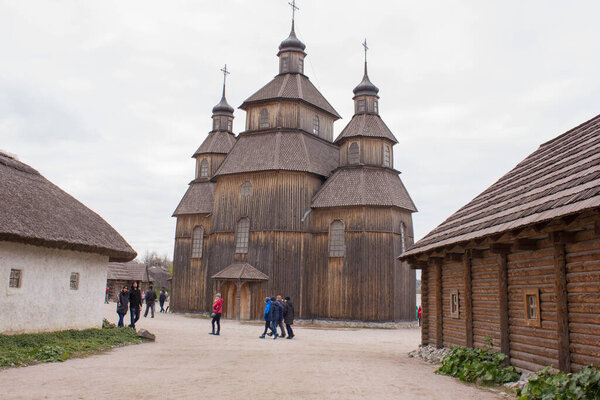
471, 252, 501, 351
442, 260, 466, 347
421, 267, 430, 345
339, 137, 395, 167
195, 154, 227, 178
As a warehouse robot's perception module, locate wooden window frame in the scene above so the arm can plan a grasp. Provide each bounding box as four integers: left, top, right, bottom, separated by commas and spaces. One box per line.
9, 268, 22, 288
383, 145, 391, 167
298, 58, 304, 74
523, 288, 541, 327
70, 272, 80, 290
213, 118, 220, 131
259, 109, 269, 129
235, 218, 250, 254
227, 119, 232, 132
348, 142, 360, 165
400, 222, 406, 253
281, 56, 289, 72
313, 115, 319, 135
357, 99, 366, 113
374, 100, 379, 114
191, 226, 204, 258
328, 220, 345, 258
240, 181, 252, 197
199, 158, 209, 177
450, 289, 459, 318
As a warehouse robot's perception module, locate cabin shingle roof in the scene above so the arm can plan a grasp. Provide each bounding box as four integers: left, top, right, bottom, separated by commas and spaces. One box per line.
214, 131, 339, 178
403, 113, 600, 257
107, 261, 152, 282
212, 262, 269, 280
311, 167, 417, 211
334, 114, 398, 144
193, 131, 236, 156
0, 153, 136, 262
240, 74, 341, 119
172, 180, 215, 216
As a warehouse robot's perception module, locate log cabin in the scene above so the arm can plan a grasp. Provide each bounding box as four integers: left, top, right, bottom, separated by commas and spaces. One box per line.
171, 21, 417, 322
400, 114, 600, 372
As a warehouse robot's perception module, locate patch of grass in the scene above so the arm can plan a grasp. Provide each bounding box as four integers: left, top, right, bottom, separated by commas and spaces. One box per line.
0, 323, 143, 368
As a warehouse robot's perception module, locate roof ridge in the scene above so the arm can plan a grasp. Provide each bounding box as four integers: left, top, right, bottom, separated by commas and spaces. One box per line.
539, 113, 600, 149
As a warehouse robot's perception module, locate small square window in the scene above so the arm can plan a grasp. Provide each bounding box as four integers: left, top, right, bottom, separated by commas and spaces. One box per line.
9, 269, 22, 288
523, 289, 541, 327
70, 272, 80, 290
450, 289, 459, 318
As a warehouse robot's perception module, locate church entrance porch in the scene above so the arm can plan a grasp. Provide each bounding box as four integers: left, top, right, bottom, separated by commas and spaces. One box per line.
212, 262, 269, 320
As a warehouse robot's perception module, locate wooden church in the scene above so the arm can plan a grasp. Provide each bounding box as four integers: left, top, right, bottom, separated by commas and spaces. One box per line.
171, 18, 417, 322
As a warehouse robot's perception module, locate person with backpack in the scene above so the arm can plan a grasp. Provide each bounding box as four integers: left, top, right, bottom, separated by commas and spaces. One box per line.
116, 286, 129, 327
283, 296, 295, 339
144, 286, 157, 318
259, 297, 274, 339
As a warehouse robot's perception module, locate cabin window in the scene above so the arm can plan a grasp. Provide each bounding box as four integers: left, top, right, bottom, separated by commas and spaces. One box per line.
199, 159, 209, 177
357, 99, 366, 113
523, 289, 541, 327
282, 56, 289, 72
400, 222, 406, 253
241, 181, 253, 196
298, 58, 304, 73
9, 269, 22, 288
450, 289, 459, 318
313, 115, 320, 135
383, 145, 391, 167
235, 218, 250, 254
374, 100, 379, 114
329, 220, 345, 257
70, 272, 80, 290
348, 142, 359, 165
259, 109, 269, 129
191, 226, 204, 258
213, 118, 220, 131
227, 119, 232, 131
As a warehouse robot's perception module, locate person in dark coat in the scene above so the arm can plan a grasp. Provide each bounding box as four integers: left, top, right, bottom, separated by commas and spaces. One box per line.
116, 286, 129, 327
268, 296, 279, 339
159, 290, 167, 312
276, 295, 286, 338
144, 286, 157, 318
128, 281, 142, 329
283, 296, 295, 339
259, 297, 274, 339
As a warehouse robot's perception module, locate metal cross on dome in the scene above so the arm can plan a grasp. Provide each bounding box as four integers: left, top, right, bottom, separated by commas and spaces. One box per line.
288, 0, 299, 24
220, 64, 230, 86
362, 39, 369, 63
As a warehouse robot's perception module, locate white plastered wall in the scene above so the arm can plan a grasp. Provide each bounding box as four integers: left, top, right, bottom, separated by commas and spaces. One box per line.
0, 241, 109, 334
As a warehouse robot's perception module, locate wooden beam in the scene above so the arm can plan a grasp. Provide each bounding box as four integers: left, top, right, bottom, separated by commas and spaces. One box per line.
421, 267, 429, 346
533, 221, 551, 233
595, 220, 600, 236
445, 253, 463, 262
561, 214, 579, 227
514, 238, 538, 251
435, 262, 443, 348
463, 252, 473, 348
490, 243, 512, 254
549, 231, 577, 244
466, 248, 484, 259
553, 243, 571, 372
497, 252, 510, 358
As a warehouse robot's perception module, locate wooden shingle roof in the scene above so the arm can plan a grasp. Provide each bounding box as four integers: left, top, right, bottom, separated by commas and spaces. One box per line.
334, 114, 398, 144
172, 180, 215, 216
240, 74, 341, 119
193, 131, 236, 156
212, 263, 269, 281
312, 166, 417, 211
214, 131, 339, 178
107, 261, 152, 282
403, 113, 600, 257
0, 152, 136, 262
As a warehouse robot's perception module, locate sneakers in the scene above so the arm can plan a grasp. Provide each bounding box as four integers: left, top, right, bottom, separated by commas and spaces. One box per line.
259, 334, 266, 339
209, 332, 215, 335
273, 334, 279, 340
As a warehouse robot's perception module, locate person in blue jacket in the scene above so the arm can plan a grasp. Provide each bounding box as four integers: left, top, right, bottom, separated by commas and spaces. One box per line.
259, 297, 273, 339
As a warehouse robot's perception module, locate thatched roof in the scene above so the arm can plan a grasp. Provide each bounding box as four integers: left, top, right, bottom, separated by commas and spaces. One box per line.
240, 73, 341, 119
173, 180, 215, 216
212, 262, 269, 281
402, 113, 600, 257
193, 131, 236, 156
312, 166, 417, 211
334, 114, 398, 144
107, 261, 152, 282
214, 130, 339, 178
0, 152, 136, 262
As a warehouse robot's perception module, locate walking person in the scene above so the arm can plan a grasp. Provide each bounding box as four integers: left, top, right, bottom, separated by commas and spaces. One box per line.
268, 296, 280, 339
128, 281, 142, 329
105, 286, 110, 303
144, 286, 157, 318
417, 305, 422, 327
209, 293, 223, 335
159, 290, 167, 312
276, 295, 286, 338
283, 296, 295, 339
116, 286, 129, 327
259, 297, 274, 338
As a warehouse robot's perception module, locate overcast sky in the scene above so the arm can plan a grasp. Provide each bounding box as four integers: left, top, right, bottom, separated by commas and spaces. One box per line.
2, 1, 600, 259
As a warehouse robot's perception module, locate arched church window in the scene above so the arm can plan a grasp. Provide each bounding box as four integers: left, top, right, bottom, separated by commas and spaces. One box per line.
191, 226, 204, 258
313, 115, 319, 135
383, 145, 391, 167
329, 220, 345, 257
259, 109, 269, 129
241, 181, 252, 196
199, 158, 209, 177
298, 58, 304, 74
235, 218, 250, 254
348, 142, 359, 165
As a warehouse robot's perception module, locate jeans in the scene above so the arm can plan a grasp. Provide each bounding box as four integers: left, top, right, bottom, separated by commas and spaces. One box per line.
117, 312, 125, 327
211, 313, 221, 333
277, 321, 286, 337
159, 301, 165, 312
130, 306, 140, 328
285, 323, 294, 337
271, 320, 279, 337
144, 302, 155, 318
262, 320, 274, 336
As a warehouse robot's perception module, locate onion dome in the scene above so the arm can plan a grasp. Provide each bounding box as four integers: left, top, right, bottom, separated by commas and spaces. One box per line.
212, 94, 234, 116
278, 22, 306, 55
353, 62, 379, 98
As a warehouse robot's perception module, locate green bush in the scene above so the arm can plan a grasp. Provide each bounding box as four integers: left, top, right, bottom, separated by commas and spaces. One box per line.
517, 366, 600, 400
436, 345, 520, 385
102, 318, 116, 329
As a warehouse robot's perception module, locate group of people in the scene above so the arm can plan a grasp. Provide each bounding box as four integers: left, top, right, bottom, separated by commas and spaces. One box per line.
207, 294, 295, 339
116, 282, 169, 328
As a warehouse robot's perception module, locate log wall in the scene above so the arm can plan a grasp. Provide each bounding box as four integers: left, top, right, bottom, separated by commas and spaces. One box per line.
471, 251, 501, 351
339, 137, 395, 167
442, 260, 467, 347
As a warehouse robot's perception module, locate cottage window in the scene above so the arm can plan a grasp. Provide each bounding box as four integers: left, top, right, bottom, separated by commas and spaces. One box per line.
298, 58, 304, 73
227, 119, 232, 131
357, 99, 366, 113
259, 109, 269, 129
313, 115, 320, 135
374, 100, 379, 114
241, 181, 253, 196
348, 142, 359, 165
524, 289, 541, 327
191, 226, 204, 258
9, 269, 22, 288
213, 118, 220, 131
329, 220, 345, 257
282, 56, 289, 72
383, 145, 391, 167
199, 159, 209, 177
450, 289, 459, 318
235, 218, 250, 254
70, 272, 80, 290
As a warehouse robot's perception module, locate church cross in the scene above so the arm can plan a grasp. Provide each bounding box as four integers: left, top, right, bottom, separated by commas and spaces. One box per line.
220, 64, 230, 96
362, 39, 369, 64
288, 0, 299, 24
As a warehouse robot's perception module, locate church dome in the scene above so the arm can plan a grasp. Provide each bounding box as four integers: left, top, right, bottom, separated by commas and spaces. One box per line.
212, 95, 234, 115
278, 24, 306, 54
353, 69, 379, 98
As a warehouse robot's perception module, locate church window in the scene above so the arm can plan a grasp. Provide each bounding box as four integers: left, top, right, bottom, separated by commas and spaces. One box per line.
313, 115, 319, 135
374, 100, 379, 114
298, 58, 304, 73
227, 119, 232, 131
523, 289, 541, 327
329, 220, 345, 257
383, 145, 391, 167
282, 56, 289, 72
348, 142, 359, 165
70, 272, 80, 290
235, 218, 250, 254
241, 181, 253, 196
260, 109, 269, 129
9, 269, 22, 288
357, 99, 366, 113
213, 118, 220, 131
191, 226, 204, 258
400, 222, 406, 253
199, 159, 209, 177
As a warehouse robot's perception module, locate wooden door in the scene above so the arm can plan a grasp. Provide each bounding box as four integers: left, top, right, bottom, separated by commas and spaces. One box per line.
240, 283, 251, 320
222, 281, 237, 319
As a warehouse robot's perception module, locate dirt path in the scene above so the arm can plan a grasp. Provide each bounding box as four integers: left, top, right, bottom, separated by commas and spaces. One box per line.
0, 304, 503, 399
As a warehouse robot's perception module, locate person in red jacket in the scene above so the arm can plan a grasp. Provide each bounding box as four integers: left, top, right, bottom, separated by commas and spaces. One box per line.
417, 305, 422, 327
209, 293, 224, 336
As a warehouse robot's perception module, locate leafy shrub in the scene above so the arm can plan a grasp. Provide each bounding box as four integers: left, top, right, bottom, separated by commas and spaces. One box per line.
517, 365, 600, 400
102, 318, 116, 329
436, 345, 520, 385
